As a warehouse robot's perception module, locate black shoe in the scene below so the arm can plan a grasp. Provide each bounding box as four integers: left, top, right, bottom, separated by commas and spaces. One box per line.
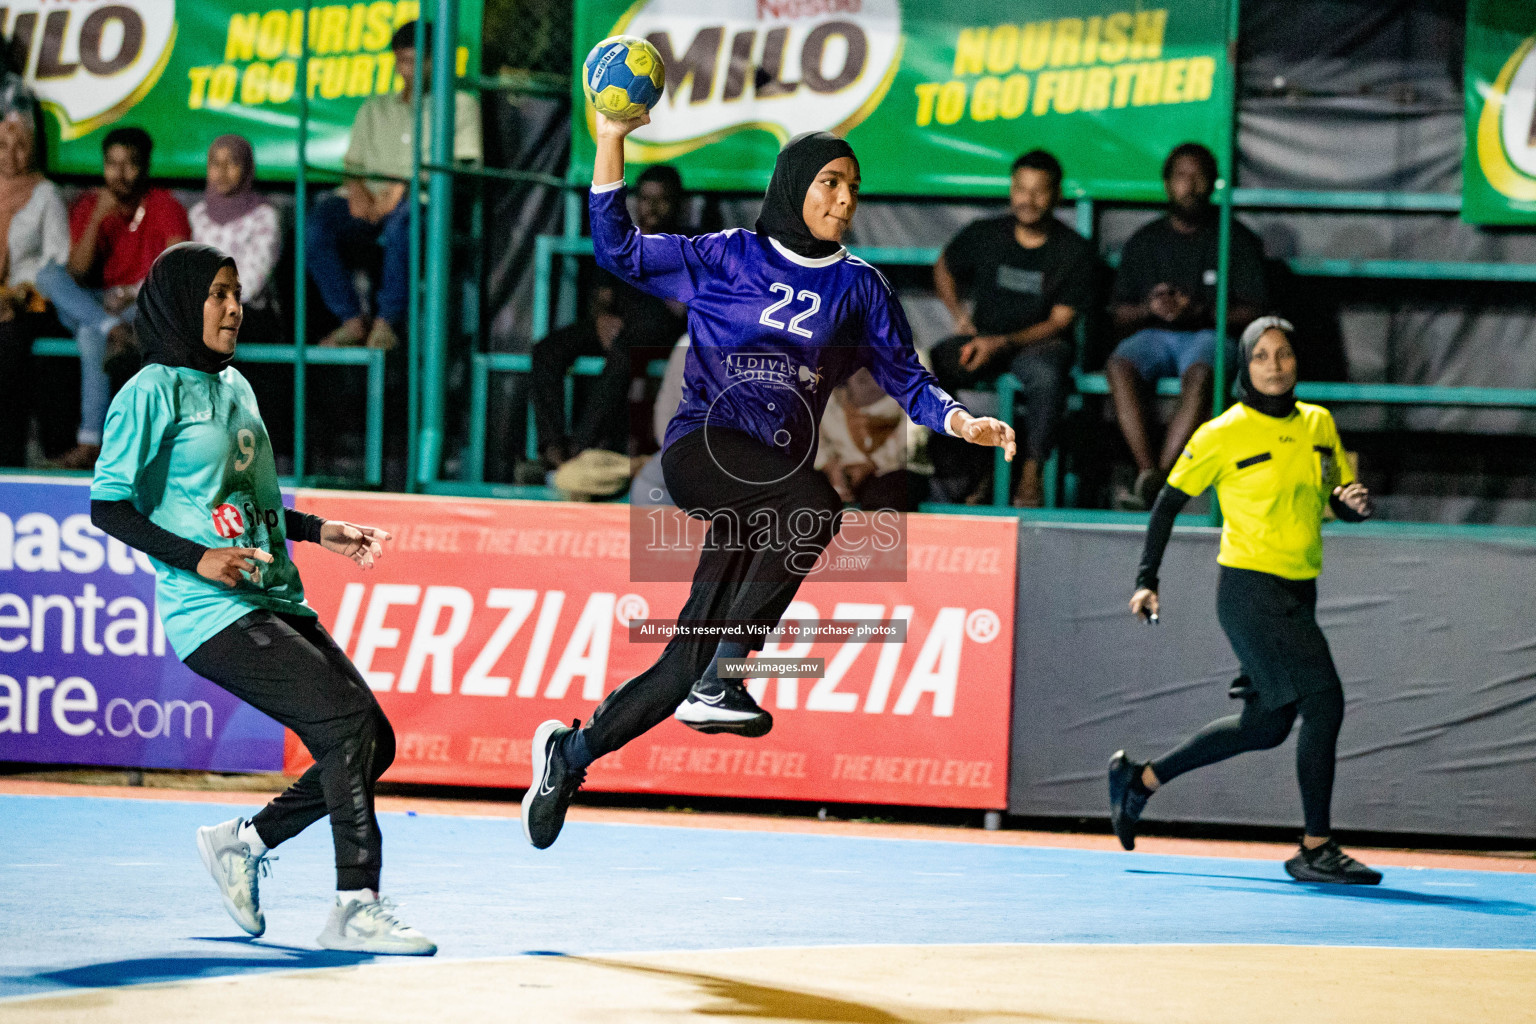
1284, 839, 1383, 885
522, 719, 586, 850
1108, 750, 1149, 851
673, 677, 773, 737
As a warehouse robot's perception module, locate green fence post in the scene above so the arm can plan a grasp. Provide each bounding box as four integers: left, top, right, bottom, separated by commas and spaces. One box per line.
405, 8, 427, 492
559, 187, 582, 329
292, 0, 311, 483
1209, 0, 1240, 526
417, 0, 460, 484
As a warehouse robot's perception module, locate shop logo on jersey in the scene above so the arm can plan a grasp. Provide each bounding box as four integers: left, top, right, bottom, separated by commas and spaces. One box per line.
211, 503, 245, 539
605, 0, 902, 159
2, 2, 177, 141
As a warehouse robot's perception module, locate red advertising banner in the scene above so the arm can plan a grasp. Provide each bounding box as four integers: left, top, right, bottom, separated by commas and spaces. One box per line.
287, 492, 1017, 809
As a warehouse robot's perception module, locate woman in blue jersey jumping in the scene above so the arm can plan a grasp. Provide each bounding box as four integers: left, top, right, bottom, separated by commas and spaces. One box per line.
522, 112, 1017, 849
89, 243, 435, 953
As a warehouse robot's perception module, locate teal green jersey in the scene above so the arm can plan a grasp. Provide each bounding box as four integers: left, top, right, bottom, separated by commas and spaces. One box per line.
91, 363, 314, 659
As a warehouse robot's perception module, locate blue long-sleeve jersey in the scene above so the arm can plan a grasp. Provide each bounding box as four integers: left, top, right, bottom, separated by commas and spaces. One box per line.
590, 182, 965, 465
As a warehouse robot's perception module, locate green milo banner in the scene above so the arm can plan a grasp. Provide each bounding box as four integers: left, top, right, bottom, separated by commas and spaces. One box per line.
572, 0, 1230, 199
6, 0, 480, 182
1464, 0, 1536, 224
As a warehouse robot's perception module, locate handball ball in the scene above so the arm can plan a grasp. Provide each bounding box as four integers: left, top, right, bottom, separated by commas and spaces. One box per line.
583, 35, 665, 121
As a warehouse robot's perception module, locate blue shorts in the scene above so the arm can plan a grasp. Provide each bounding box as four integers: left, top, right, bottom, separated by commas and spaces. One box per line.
1110, 328, 1218, 380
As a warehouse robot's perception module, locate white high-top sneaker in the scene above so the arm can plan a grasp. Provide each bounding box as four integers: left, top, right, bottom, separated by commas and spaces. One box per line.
316, 896, 437, 955
195, 818, 270, 936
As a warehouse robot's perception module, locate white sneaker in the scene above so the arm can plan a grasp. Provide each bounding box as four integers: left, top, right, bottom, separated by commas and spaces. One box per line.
316, 896, 437, 955
195, 818, 270, 937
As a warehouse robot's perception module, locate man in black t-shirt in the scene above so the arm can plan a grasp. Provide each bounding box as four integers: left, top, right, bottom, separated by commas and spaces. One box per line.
531, 164, 689, 466
931, 149, 1096, 506
1107, 142, 1267, 507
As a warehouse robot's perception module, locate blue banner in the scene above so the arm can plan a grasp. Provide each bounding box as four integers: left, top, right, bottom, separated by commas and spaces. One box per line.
0, 477, 283, 772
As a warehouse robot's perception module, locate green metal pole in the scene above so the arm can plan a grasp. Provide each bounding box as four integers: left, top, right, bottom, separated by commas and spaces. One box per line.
417, 0, 459, 484
559, 187, 582, 328
1209, 0, 1240, 526
292, 0, 311, 483
405, 14, 426, 492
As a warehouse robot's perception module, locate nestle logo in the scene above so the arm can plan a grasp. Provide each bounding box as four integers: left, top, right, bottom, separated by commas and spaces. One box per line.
757, 0, 863, 19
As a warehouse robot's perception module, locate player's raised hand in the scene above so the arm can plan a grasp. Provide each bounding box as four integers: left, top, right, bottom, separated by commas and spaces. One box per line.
321, 520, 391, 569
197, 547, 274, 588
949, 410, 1017, 463
595, 110, 650, 140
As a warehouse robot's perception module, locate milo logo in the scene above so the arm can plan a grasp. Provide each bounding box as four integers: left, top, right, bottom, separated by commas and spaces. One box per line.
1, 2, 176, 140
609, 0, 901, 159
1475, 33, 1536, 203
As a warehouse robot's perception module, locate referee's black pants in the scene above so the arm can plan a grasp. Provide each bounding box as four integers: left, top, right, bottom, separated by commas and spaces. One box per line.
1148, 567, 1345, 837
584, 427, 843, 757
185, 610, 395, 891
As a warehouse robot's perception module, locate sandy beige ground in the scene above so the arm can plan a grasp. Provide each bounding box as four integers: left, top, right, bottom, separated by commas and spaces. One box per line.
7, 944, 1535, 1024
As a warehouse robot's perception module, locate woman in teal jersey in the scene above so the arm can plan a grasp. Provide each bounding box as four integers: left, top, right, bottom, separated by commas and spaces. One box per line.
90, 243, 434, 955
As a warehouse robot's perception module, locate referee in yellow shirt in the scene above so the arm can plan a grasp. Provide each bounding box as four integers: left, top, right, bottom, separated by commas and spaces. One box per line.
1107, 316, 1382, 885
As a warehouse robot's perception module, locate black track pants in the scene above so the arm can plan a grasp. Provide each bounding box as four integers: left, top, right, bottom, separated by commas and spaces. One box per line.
1149, 687, 1345, 836
185, 611, 395, 891
583, 427, 843, 758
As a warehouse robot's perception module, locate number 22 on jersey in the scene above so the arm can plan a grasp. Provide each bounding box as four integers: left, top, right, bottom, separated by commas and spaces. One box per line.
760, 283, 821, 339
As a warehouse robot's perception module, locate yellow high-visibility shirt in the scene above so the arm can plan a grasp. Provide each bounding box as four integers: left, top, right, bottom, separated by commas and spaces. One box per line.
1166, 400, 1354, 580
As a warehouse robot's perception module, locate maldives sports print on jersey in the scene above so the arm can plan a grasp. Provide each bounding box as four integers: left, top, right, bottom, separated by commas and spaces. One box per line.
1464, 0, 1536, 224
288, 492, 1018, 810
5, 0, 480, 180
0, 477, 284, 772
572, 0, 1229, 200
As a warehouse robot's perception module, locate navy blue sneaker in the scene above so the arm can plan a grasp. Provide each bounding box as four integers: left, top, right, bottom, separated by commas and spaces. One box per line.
523, 719, 586, 850
1285, 840, 1382, 885
1108, 750, 1149, 851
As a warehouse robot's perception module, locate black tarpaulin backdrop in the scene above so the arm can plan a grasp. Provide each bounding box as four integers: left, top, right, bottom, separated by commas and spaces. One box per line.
1008, 521, 1536, 838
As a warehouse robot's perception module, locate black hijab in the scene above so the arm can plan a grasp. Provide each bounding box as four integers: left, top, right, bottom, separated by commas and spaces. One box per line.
1237, 315, 1296, 419
137, 242, 237, 375
756, 131, 857, 259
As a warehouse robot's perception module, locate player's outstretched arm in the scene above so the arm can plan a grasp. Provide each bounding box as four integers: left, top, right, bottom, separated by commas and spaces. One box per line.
946, 409, 1017, 463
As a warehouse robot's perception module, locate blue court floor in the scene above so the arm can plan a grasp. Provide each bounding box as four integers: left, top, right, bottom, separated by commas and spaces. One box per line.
3, 792, 1535, 1007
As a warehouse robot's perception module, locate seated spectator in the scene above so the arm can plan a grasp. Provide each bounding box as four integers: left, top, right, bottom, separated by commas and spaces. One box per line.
629, 334, 690, 506
0, 109, 68, 466
1106, 141, 1266, 508
308, 20, 482, 352
37, 125, 189, 469
190, 135, 280, 321
817, 369, 927, 512
531, 164, 688, 466
929, 150, 1094, 507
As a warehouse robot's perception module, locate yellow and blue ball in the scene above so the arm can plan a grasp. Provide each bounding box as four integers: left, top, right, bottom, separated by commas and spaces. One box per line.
582, 35, 665, 121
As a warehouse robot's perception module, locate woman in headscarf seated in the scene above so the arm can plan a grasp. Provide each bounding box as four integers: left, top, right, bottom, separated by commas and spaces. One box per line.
0, 107, 69, 466
190, 135, 280, 327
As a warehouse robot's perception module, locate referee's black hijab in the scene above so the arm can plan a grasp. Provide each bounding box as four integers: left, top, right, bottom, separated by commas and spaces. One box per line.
136, 242, 238, 375
756, 131, 857, 259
